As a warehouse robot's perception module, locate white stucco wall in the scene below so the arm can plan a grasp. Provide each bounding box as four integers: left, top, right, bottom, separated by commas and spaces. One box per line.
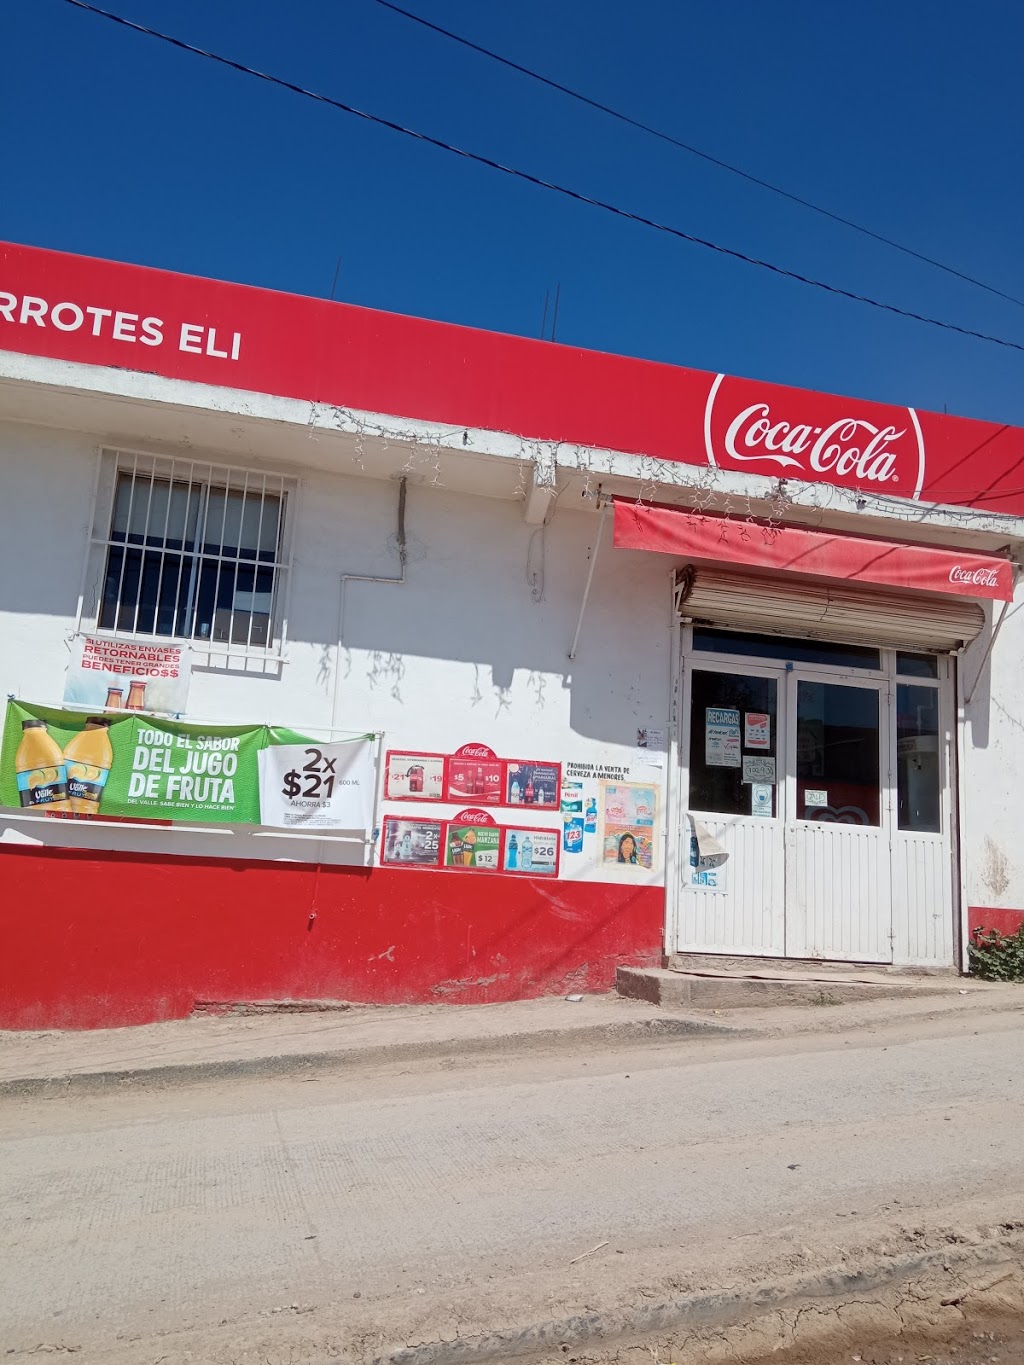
960, 593, 1024, 918
0, 418, 672, 881
3, 389, 1023, 943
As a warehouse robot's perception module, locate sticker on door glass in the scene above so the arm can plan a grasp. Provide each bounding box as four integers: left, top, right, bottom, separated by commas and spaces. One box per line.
705, 708, 741, 768
804, 788, 828, 808
750, 783, 773, 818
744, 712, 771, 750
742, 755, 776, 784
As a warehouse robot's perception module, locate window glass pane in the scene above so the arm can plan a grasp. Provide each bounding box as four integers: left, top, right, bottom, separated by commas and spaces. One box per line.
797, 682, 880, 825
896, 652, 939, 679
238, 490, 282, 559
694, 628, 880, 671
111, 474, 201, 546
688, 670, 778, 817
102, 466, 283, 647
202, 488, 281, 557
897, 684, 941, 833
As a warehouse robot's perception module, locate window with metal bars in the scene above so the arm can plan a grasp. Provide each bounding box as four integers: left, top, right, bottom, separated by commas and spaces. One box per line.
88, 452, 292, 658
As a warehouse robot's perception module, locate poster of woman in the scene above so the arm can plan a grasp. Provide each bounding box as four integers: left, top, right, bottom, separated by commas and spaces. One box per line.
600, 781, 657, 870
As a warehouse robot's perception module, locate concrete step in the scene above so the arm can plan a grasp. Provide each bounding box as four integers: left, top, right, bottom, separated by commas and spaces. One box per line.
667, 951, 957, 980
616, 965, 964, 1010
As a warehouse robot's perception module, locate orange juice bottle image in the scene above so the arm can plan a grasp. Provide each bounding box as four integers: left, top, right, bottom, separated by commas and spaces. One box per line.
125, 681, 147, 711
15, 719, 71, 811
460, 828, 477, 866
104, 687, 123, 709
63, 718, 114, 817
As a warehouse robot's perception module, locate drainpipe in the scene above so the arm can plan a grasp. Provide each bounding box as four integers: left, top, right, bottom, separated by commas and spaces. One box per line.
331, 477, 408, 731
568, 499, 610, 661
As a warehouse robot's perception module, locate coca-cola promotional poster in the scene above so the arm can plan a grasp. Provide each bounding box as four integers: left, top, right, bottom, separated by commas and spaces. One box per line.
383, 744, 562, 809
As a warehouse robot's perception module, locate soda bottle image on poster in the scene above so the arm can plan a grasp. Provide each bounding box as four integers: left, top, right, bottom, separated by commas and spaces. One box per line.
446, 745, 504, 804
384, 752, 444, 800
506, 762, 560, 809
444, 812, 500, 869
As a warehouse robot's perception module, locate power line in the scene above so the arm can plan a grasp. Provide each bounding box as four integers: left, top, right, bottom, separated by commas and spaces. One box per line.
371, 0, 1024, 315
59, 0, 1024, 356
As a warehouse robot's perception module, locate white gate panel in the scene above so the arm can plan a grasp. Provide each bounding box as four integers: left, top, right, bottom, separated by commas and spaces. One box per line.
892, 834, 954, 966
678, 815, 785, 956
786, 824, 893, 962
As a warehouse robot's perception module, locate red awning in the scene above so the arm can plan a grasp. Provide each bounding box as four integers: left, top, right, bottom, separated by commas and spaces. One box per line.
612, 501, 1014, 602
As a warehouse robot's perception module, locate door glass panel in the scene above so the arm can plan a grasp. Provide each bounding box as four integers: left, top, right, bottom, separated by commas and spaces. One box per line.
689, 670, 778, 817
897, 684, 941, 833
796, 681, 880, 825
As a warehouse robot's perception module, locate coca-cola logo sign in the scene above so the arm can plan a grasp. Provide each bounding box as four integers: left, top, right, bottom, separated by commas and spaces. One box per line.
949, 565, 1001, 589
457, 744, 495, 760
704, 374, 926, 499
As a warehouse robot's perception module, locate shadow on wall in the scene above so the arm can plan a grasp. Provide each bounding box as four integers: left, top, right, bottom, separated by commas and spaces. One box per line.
963, 596, 1024, 753
308, 491, 671, 749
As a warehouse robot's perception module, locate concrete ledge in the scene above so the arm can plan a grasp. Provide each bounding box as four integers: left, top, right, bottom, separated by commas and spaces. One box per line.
616, 965, 962, 1010
0, 1009, 735, 1100
372, 1233, 1024, 1365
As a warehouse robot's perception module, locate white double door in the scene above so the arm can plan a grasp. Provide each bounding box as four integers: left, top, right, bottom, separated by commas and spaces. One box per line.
678, 658, 899, 963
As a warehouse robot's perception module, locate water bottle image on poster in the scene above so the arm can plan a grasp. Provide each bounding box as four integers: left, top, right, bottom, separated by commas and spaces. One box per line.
503, 826, 559, 875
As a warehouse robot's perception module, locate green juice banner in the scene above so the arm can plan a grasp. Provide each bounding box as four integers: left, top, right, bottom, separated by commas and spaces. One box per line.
1, 700, 376, 831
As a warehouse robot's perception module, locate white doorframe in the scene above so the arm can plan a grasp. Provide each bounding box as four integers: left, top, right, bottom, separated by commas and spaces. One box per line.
668, 627, 957, 966
678, 651, 789, 956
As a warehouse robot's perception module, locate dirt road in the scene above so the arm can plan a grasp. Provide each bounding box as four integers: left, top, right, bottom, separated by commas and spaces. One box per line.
2, 1003, 1023, 1364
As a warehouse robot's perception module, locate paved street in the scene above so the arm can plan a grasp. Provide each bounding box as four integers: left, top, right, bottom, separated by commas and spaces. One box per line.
2, 1004, 1023, 1364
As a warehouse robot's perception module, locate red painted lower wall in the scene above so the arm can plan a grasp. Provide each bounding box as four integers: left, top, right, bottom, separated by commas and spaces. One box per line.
969, 906, 1024, 938
0, 845, 663, 1030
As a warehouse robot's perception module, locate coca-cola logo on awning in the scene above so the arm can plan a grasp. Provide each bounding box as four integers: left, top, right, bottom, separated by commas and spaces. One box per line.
704, 374, 926, 499
949, 565, 1001, 589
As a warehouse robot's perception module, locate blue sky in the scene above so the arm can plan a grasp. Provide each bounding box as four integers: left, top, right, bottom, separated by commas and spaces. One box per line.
3, 0, 1023, 426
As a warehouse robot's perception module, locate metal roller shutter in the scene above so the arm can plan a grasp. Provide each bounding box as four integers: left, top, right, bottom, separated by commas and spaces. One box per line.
675, 566, 985, 652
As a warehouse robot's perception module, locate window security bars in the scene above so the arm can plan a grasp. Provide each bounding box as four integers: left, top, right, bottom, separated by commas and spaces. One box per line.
85, 451, 293, 662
